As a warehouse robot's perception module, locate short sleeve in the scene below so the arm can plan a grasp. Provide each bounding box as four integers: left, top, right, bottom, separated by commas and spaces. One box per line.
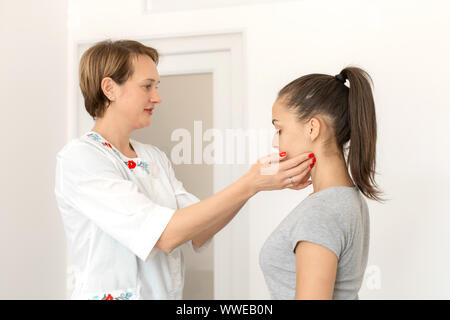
288, 205, 346, 259
55, 142, 176, 262
157, 149, 212, 253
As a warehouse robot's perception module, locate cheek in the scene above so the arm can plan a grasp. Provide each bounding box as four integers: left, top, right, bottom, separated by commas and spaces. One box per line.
280, 132, 308, 157
123, 88, 146, 106
275, 133, 289, 154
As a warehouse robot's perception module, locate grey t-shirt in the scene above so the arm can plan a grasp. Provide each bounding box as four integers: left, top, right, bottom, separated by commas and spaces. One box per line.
259, 186, 370, 300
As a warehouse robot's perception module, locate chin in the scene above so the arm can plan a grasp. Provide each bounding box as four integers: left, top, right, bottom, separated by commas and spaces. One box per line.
143, 117, 152, 126
136, 120, 151, 130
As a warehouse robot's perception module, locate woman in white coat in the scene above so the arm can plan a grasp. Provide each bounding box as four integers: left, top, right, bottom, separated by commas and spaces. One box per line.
54, 39, 315, 300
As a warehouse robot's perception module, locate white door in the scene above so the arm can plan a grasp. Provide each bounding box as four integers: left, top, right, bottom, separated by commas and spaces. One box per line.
132, 72, 215, 299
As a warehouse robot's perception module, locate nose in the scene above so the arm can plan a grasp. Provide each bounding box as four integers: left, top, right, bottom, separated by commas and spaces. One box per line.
272, 132, 279, 149
151, 89, 162, 104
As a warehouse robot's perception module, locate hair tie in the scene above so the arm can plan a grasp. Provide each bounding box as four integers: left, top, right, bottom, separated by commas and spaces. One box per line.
335, 73, 346, 83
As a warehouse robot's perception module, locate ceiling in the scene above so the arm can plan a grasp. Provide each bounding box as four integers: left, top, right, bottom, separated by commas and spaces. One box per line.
145, 0, 300, 13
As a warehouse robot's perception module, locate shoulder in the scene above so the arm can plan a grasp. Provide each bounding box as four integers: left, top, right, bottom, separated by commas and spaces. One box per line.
289, 188, 367, 250
288, 196, 341, 231
56, 136, 117, 173
57, 136, 98, 159
287, 187, 362, 236
300, 187, 362, 219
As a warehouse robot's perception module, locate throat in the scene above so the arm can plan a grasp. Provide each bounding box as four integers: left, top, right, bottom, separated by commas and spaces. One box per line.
123, 143, 137, 158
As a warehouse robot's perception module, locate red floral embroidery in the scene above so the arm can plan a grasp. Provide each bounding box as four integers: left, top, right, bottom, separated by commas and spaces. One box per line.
105, 293, 114, 300
104, 142, 112, 148
128, 160, 136, 169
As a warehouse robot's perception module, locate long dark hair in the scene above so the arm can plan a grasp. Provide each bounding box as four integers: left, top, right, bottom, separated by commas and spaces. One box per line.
278, 66, 383, 202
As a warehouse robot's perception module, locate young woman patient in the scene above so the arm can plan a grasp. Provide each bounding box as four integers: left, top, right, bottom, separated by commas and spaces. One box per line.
259, 67, 383, 300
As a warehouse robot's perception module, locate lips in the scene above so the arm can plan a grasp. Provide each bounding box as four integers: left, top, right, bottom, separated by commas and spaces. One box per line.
144, 107, 154, 115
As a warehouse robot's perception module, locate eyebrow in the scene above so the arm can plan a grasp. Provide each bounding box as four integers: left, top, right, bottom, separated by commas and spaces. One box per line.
272, 119, 279, 125
143, 78, 160, 84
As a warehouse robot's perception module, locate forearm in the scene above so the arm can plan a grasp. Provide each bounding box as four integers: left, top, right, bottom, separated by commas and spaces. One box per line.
156, 173, 255, 253
191, 196, 247, 248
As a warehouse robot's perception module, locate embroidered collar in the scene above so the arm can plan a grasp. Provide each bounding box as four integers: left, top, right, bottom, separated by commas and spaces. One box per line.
86, 132, 150, 175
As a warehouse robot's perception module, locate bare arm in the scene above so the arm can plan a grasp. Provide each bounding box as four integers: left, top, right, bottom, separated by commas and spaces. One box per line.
156, 152, 315, 253
295, 241, 338, 300
191, 193, 247, 248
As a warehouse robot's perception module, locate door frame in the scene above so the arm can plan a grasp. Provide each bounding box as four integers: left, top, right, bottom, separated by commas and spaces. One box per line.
68, 31, 249, 299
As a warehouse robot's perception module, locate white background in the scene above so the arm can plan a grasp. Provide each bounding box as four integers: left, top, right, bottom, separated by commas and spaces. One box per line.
0, 0, 67, 299
1, 0, 449, 299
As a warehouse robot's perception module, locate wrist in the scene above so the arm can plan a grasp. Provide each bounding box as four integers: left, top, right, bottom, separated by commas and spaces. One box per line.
239, 172, 258, 198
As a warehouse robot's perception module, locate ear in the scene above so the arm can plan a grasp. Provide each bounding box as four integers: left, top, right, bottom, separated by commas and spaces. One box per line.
101, 77, 116, 101
307, 117, 321, 142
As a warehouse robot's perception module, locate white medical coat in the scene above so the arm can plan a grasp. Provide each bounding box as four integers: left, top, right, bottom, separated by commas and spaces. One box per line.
55, 131, 209, 300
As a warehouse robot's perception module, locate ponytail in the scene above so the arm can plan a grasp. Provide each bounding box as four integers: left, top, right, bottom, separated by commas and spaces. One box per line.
343, 67, 383, 201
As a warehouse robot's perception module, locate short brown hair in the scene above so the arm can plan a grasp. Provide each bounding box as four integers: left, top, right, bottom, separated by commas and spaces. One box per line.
78, 39, 159, 119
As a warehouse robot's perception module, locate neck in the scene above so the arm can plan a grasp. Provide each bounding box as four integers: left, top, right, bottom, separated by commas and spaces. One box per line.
310, 149, 355, 194
91, 114, 132, 153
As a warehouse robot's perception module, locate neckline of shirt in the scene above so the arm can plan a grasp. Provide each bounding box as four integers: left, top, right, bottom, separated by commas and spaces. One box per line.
307, 185, 359, 199
85, 130, 141, 161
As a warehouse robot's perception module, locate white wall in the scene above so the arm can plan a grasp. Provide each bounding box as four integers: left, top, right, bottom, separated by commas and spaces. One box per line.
14, 0, 448, 299
0, 0, 68, 298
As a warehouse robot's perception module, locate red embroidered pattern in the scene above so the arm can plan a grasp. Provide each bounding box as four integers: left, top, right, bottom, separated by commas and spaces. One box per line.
91, 291, 134, 300
127, 160, 137, 169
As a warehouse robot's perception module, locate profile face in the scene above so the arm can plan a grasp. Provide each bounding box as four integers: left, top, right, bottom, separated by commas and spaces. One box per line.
113, 54, 162, 130
271, 98, 310, 160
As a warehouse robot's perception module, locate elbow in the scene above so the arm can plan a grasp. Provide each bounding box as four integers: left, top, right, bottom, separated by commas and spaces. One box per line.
192, 239, 205, 250
155, 237, 177, 254
160, 247, 173, 254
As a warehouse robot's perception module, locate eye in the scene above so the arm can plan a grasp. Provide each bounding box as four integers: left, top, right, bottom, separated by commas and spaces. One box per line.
276, 129, 281, 135
145, 84, 160, 90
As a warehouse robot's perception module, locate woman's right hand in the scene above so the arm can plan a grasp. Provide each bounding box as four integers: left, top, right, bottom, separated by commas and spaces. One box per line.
245, 152, 315, 193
